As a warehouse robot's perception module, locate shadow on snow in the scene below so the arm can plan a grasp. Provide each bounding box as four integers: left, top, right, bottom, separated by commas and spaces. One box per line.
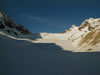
1, 35, 100, 75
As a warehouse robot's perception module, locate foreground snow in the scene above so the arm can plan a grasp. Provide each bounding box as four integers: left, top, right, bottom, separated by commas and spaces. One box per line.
1, 10, 100, 52
0, 31, 100, 52
0, 32, 76, 52
1, 32, 100, 75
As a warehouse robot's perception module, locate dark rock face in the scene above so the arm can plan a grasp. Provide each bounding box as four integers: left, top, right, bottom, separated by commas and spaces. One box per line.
4, 19, 14, 28
78, 21, 90, 31
0, 22, 5, 29
0, 10, 31, 35
16, 25, 31, 35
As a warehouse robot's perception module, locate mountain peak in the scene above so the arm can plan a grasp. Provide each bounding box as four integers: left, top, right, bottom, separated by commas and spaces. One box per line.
1, 10, 100, 52
78, 18, 100, 31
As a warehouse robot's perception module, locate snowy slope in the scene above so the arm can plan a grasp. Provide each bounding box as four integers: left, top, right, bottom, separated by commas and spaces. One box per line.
1, 10, 100, 52
68, 18, 100, 50
40, 18, 100, 52
0, 10, 42, 39
0, 10, 31, 36
2, 30, 100, 75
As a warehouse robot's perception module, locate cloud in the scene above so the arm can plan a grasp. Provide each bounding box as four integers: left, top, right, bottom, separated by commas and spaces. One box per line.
20, 14, 68, 29
31, 16, 50, 22
22, 14, 51, 23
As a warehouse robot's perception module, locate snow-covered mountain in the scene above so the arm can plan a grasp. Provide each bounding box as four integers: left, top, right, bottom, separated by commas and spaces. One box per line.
40, 18, 100, 51
64, 18, 100, 50
1, 10, 100, 52
0, 10, 31, 35
0, 10, 41, 39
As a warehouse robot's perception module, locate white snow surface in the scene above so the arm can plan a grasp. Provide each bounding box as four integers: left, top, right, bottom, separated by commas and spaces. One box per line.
0, 30, 100, 52
0, 31, 77, 52
1, 11, 100, 52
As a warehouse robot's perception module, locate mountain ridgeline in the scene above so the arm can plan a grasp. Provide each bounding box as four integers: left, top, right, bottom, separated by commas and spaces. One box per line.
41, 18, 100, 51
0, 10, 31, 36
62, 18, 100, 50
1, 10, 100, 52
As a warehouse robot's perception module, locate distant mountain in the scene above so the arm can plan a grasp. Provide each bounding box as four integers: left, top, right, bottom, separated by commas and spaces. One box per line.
1, 10, 100, 52
41, 18, 100, 51
0, 10, 31, 36
0, 10, 42, 39
63, 18, 100, 50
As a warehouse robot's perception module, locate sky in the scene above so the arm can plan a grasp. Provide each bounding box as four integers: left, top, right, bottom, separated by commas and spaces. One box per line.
0, 0, 100, 33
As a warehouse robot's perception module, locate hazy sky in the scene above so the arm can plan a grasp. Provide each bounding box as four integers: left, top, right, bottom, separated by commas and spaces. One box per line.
0, 0, 100, 33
